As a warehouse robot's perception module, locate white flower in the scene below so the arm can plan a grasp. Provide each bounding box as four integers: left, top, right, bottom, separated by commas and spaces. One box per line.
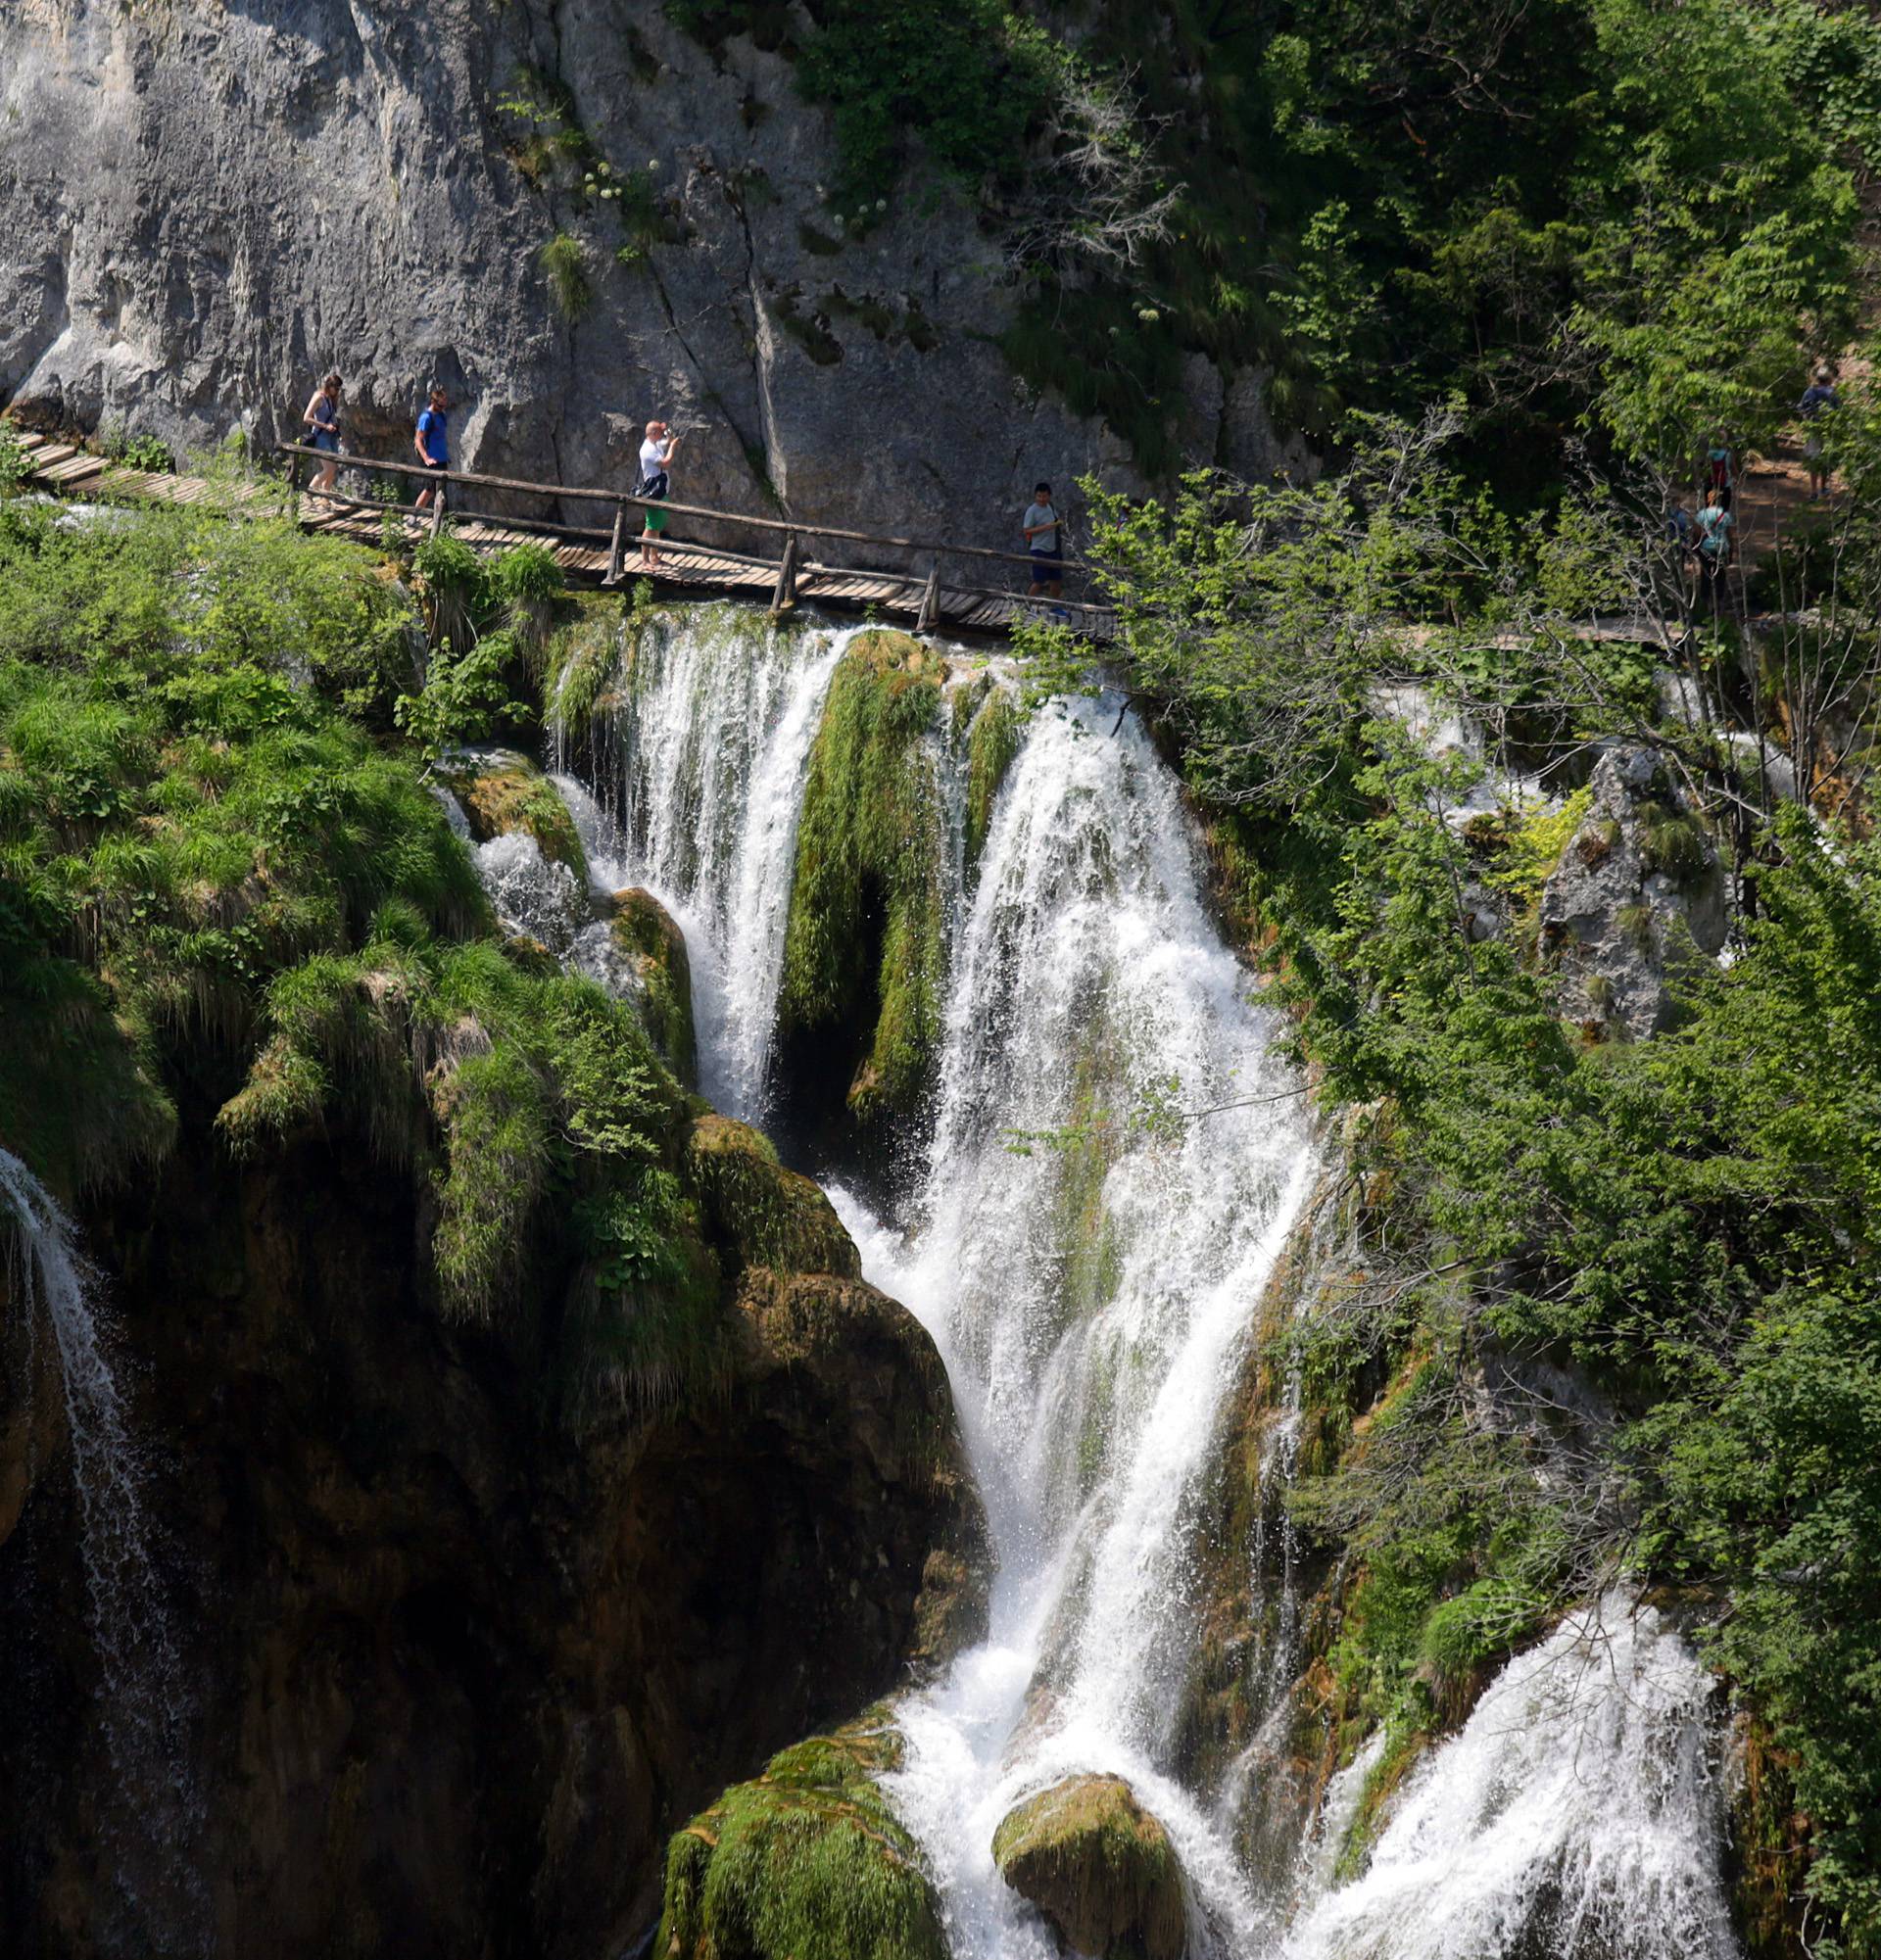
875, 197, 887, 211
648, 159, 660, 171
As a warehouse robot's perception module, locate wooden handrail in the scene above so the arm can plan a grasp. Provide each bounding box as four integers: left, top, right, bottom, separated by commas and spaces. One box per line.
275, 442, 1084, 573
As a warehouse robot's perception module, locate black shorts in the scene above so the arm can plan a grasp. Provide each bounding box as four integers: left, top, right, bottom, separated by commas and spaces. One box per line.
1030, 550, 1064, 579
426, 458, 448, 472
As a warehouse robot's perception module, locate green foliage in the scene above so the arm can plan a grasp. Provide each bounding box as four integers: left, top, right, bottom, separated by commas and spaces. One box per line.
397, 640, 530, 758
0, 428, 29, 494
655, 1714, 947, 1960
539, 230, 594, 322
962, 683, 1021, 880
778, 632, 948, 1119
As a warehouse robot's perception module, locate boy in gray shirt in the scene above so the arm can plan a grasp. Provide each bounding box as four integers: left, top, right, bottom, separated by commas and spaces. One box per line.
1023, 481, 1063, 600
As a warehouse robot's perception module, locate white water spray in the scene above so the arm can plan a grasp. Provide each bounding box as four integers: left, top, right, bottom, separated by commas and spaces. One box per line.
1284, 1595, 1740, 1960
554, 604, 855, 1121
830, 693, 1315, 1955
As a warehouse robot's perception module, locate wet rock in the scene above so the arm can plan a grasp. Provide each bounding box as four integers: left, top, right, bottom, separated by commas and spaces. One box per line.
433, 747, 587, 879
685, 1114, 859, 1280
603, 886, 698, 1088
992, 1773, 1188, 1960
0, 1101, 984, 1956
1539, 744, 1727, 1039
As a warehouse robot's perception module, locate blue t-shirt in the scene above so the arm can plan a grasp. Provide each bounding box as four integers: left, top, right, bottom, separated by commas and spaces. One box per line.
417, 407, 449, 465
1800, 384, 1838, 418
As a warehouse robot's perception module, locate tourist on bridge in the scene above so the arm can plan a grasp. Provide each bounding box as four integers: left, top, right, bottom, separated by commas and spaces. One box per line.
1704, 436, 1735, 511
1799, 363, 1839, 499
1023, 481, 1064, 605
639, 419, 681, 571
413, 387, 451, 515
1695, 488, 1735, 602
302, 373, 342, 498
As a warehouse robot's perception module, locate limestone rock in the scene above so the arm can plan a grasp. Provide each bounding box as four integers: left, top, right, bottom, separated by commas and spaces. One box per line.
1539, 744, 1728, 1039
433, 747, 587, 877
0, 3, 1303, 555
657, 1715, 947, 1960
604, 886, 699, 1088
992, 1773, 1188, 1960
0, 1104, 984, 1956
685, 1113, 859, 1280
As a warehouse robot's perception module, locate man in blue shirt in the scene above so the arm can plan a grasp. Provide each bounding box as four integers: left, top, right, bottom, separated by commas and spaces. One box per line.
414, 388, 450, 513
1799, 364, 1838, 499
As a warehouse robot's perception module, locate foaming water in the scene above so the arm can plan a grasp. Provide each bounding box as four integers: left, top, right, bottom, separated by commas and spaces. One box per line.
1283, 1595, 1739, 1959
553, 604, 854, 1121
830, 693, 1315, 1955
1, 1148, 201, 1946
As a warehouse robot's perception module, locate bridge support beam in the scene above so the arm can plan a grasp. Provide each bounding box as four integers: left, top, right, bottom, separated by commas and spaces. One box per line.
605, 502, 627, 586
428, 489, 446, 539
915, 560, 941, 635
771, 532, 798, 616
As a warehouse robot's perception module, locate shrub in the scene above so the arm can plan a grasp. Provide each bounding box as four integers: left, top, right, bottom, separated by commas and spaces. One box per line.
540, 231, 594, 321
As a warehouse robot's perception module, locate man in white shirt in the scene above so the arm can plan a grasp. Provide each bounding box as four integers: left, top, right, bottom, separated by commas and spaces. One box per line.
638, 420, 680, 570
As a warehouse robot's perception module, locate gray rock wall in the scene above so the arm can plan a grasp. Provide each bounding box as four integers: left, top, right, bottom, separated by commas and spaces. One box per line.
0, 0, 1303, 558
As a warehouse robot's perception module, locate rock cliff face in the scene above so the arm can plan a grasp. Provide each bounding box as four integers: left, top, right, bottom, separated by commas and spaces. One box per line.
0, 1109, 985, 1959
0, 0, 1299, 555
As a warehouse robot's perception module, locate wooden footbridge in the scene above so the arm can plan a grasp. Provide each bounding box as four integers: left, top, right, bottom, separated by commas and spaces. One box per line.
2, 425, 1115, 642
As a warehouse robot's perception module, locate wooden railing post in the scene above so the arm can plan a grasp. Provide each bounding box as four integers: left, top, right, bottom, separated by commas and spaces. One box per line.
429, 486, 446, 539
606, 501, 627, 585
915, 559, 941, 635
771, 531, 798, 616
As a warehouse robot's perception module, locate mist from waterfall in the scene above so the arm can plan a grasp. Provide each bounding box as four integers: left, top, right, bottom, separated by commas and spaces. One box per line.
1, 1147, 201, 1946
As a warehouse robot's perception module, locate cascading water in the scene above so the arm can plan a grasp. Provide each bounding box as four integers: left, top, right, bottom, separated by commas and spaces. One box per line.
1283, 1595, 1740, 1959
552, 603, 856, 1123
529, 602, 1739, 1959
0, 1147, 200, 1945
831, 693, 1317, 1956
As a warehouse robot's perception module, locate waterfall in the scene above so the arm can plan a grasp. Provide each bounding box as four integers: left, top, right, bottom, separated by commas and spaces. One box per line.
540, 603, 1740, 1959
1283, 1595, 1740, 1960
553, 603, 855, 1123
0, 1147, 200, 1943
829, 693, 1316, 1956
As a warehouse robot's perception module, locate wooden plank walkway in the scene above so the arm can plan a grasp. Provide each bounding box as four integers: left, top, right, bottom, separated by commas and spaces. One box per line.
2, 426, 1116, 643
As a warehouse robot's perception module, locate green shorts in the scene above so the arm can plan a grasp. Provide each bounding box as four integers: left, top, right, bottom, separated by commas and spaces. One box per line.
644, 506, 668, 534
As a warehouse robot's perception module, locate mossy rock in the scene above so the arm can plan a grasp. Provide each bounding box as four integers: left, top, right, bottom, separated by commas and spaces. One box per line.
964, 684, 1022, 880
655, 1714, 947, 1960
992, 1773, 1187, 1960
435, 748, 587, 881
684, 1114, 859, 1279
607, 886, 698, 1088
777, 632, 948, 1123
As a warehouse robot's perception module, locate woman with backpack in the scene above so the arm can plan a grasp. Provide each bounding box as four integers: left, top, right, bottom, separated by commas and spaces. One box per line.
302, 373, 343, 498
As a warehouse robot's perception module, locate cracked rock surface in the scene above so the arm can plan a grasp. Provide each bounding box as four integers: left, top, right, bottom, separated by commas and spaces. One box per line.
0, 0, 1302, 554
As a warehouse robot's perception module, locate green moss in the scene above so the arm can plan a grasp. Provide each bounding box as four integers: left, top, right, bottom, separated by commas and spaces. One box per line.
435, 750, 588, 881
1637, 799, 1711, 881
1333, 1723, 1430, 1884
542, 601, 624, 745
991, 1774, 1185, 1960
608, 886, 698, 1087
684, 1113, 859, 1277
778, 632, 949, 1120
655, 1712, 946, 1960
1615, 900, 1656, 953
964, 684, 1022, 880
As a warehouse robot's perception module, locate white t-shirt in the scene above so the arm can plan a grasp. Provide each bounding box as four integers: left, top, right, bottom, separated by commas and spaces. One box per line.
639, 438, 667, 484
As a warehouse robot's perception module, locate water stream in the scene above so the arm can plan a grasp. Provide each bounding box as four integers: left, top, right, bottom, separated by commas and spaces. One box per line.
1, 1147, 200, 1945
533, 604, 1738, 1958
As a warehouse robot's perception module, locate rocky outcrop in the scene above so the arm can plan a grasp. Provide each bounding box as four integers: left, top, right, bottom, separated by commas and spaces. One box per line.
1540, 744, 1728, 1038
0, 2, 1300, 556
656, 1713, 949, 1960
992, 1773, 1188, 1960
0, 1107, 984, 1958
436, 746, 588, 875
605, 886, 699, 1088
